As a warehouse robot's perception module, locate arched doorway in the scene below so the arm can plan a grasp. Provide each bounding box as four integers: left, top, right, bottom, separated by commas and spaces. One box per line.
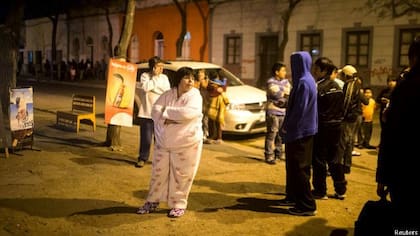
153, 31, 164, 58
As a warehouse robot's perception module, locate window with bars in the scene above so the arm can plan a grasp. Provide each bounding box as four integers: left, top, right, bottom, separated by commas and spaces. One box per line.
299, 33, 321, 60
225, 35, 241, 65
398, 28, 420, 68
344, 31, 370, 67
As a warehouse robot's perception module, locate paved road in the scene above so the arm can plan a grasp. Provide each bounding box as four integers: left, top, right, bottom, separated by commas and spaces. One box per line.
0, 78, 382, 235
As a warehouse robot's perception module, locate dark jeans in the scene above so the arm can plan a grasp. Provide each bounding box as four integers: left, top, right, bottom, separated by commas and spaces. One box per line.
285, 135, 316, 211
312, 123, 347, 196
338, 121, 357, 171
264, 114, 284, 160
138, 118, 154, 162
358, 121, 373, 147
208, 118, 222, 140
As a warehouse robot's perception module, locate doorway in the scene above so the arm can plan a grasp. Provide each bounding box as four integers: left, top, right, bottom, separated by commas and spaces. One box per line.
257, 34, 278, 88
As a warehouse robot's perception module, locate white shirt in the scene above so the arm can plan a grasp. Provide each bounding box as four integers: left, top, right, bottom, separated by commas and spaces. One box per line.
136, 72, 170, 119
152, 88, 203, 149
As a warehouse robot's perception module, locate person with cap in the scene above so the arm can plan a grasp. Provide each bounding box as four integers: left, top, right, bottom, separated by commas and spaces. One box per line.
336, 64, 368, 175
207, 70, 229, 144
135, 56, 171, 168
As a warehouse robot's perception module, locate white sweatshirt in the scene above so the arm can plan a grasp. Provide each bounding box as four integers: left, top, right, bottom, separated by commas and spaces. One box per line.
152, 87, 203, 149
136, 72, 171, 119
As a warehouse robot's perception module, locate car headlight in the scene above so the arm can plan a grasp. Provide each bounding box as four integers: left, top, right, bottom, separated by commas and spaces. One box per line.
227, 103, 246, 111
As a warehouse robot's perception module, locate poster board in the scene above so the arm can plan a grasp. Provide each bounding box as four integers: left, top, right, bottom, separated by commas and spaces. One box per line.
104, 59, 137, 127
9, 87, 34, 149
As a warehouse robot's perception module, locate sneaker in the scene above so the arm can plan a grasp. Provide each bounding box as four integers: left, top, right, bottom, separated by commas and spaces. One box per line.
265, 159, 276, 165
135, 160, 145, 168
203, 139, 212, 144
277, 198, 296, 206
168, 208, 185, 218
213, 139, 223, 144
352, 150, 361, 156
288, 207, 317, 216
275, 155, 286, 161
365, 145, 377, 150
136, 202, 159, 214
333, 193, 346, 200
312, 191, 328, 200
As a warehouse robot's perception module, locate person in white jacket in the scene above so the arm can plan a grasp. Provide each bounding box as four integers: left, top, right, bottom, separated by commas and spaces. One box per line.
136, 67, 203, 218
135, 56, 171, 168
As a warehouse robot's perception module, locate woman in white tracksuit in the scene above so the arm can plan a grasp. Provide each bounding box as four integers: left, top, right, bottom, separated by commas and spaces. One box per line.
136, 67, 203, 218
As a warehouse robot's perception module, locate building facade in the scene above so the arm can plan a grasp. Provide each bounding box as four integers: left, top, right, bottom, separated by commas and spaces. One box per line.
20, 0, 420, 90
210, 0, 420, 88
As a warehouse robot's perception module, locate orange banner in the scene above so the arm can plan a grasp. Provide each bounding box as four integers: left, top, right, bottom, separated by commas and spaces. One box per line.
104, 59, 137, 127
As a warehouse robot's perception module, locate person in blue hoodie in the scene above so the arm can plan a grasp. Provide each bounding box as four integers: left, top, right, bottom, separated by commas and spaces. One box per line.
279, 51, 318, 216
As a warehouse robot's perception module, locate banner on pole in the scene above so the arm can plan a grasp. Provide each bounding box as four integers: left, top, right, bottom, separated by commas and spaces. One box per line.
104, 59, 137, 127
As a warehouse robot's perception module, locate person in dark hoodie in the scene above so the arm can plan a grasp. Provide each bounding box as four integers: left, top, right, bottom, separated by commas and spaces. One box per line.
376, 36, 420, 230
279, 51, 318, 216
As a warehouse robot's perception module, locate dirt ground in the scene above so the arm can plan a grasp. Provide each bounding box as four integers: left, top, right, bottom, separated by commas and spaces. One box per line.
0, 81, 382, 236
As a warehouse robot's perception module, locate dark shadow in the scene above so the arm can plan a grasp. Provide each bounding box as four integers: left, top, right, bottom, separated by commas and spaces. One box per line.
214, 155, 265, 164
0, 197, 162, 227
194, 179, 284, 195
70, 155, 136, 166
223, 133, 266, 141
283, 217, 351, 236
218, 197, 290, 214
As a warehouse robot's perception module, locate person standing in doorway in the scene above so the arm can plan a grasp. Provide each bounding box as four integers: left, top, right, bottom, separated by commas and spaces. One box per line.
135, 56, 170, 168
264, 62, 291, 164
279, 51, 318, 216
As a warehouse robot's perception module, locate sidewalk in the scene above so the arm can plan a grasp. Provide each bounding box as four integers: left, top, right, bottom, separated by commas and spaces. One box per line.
1, 77, 382, 236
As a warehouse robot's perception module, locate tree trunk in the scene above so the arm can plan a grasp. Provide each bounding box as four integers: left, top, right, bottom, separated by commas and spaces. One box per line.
104, 7, 114, 59
105, 0, 136, 148
174, 0, 187, 58
0, 0, 24, 147
49, 14, 59, 80
194, 0, 209, 61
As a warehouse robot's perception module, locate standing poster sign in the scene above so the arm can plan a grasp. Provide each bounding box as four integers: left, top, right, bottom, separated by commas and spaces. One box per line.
10, 87, 34, 148
104, 59, 137, 127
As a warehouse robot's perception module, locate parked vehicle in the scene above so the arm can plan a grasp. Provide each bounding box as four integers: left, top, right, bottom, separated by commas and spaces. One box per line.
135, 61, 267, 134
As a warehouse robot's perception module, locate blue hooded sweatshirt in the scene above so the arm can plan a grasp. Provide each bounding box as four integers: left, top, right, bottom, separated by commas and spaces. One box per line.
281, 51, 318, 143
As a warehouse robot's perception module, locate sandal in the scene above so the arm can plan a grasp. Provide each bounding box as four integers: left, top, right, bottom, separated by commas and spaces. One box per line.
136, 202, 159, 214
168, 208, 185, 218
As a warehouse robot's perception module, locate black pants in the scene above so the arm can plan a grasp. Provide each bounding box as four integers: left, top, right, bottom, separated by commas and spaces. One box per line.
285, 135, 316, 211
312, 123, 347, 196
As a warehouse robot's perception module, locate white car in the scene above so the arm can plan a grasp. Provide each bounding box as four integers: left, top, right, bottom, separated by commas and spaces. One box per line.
135, 61, 267, 134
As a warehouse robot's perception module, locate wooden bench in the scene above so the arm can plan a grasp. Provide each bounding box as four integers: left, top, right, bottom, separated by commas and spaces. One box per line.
56, 94, 96, 133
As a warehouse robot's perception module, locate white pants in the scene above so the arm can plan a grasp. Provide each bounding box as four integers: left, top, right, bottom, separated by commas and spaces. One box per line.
146, 141, 202, 209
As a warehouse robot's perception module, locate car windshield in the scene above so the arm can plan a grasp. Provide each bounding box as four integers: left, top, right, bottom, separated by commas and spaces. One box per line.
204, 68, 243, 87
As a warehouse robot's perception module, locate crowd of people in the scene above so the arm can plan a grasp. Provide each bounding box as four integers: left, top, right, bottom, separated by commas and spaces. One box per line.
25, 58, 109, 81
132, 36, 419, 228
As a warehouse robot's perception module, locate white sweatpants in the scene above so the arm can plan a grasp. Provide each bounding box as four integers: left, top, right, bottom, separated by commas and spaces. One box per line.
146, 141, 203, 209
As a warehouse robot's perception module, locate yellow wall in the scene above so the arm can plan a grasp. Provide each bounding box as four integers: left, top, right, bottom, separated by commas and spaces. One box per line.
132, 1, 209, 62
